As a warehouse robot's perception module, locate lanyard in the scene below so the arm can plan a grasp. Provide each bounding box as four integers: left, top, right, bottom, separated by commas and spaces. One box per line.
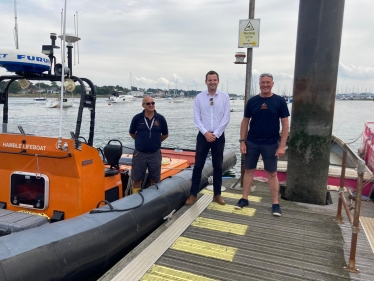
144, 116, 155, 138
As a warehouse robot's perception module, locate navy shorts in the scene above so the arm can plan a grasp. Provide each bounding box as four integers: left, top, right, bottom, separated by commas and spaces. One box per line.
131, 150, 162, 182
245, 141, 278, 172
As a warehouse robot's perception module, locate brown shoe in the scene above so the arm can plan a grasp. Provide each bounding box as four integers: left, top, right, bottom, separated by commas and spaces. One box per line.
213, 195, 225, 205
185, 195, 197, 205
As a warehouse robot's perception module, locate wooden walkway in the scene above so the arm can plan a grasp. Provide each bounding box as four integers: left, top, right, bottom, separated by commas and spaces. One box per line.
99, 178, 374, 281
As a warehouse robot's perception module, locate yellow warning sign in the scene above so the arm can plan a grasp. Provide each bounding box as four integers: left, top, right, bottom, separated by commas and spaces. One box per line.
238, 19, 260, 48
244, 21, 254, 31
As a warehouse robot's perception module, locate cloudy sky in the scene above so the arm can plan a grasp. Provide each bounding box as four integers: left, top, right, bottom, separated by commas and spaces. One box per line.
1, 0, 373, 95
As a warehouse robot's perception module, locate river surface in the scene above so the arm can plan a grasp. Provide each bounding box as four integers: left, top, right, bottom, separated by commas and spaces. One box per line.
3, 97, 374, 176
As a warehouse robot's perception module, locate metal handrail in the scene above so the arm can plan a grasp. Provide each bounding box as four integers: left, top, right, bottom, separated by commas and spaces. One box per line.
334, 143, 365, 273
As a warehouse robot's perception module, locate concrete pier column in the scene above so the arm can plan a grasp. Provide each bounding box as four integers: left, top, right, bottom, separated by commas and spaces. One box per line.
285, 0, 345, 204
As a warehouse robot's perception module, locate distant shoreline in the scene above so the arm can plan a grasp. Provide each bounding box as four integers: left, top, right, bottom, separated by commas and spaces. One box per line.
8, 94, 106, 98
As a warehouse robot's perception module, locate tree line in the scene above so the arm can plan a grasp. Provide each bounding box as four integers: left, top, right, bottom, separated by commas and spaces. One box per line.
0, 81, 205, 97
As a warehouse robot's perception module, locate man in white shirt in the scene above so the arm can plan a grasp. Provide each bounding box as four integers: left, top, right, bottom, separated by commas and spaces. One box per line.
185, 70, 231, 205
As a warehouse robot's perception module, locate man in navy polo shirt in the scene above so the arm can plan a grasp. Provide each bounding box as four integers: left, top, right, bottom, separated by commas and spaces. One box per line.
236, 73, 289, 217
129, 96, 168, 193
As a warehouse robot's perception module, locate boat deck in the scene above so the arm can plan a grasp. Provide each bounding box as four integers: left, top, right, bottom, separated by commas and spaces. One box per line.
99, 178, 374, 281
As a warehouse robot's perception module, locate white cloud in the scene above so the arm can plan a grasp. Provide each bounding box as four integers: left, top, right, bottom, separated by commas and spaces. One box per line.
1, 0, 373, 94
339, 62, 374, 79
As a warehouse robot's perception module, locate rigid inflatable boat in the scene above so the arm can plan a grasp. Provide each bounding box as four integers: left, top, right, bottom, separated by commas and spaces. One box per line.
0, 34, 236, 281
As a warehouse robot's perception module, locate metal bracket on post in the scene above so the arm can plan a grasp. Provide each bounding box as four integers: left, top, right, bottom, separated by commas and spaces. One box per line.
229, 175, 243, 190
163, 209, 176, 227
351, 225, 360, 234
344, 265, 360, 274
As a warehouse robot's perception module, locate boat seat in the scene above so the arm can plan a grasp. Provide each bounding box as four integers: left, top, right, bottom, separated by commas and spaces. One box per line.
104, 168, 119, 177
103, 144, 122, 177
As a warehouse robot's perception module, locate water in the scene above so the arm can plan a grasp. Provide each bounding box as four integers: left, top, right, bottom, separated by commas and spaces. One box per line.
3, 98, 374, 176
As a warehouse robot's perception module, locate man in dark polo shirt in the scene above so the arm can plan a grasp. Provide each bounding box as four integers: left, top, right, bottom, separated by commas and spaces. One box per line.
129, 96, 168, 193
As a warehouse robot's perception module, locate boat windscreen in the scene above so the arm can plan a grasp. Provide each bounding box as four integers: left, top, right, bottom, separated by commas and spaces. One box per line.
1, 122, 73, 139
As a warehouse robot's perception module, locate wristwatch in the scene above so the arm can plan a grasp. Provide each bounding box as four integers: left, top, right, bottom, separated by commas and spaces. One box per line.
239, 139, 245, 143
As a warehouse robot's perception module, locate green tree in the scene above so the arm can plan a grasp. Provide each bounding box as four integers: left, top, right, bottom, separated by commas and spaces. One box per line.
8, 81, 22, 94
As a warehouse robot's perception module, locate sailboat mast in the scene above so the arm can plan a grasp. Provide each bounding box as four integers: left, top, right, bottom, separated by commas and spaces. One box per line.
175, 77, 177, 97
130, 72, 133, 91
14, 0, 19, 49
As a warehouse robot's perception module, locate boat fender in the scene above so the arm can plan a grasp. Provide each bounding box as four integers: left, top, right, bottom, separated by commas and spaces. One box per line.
162, 157, 171, 165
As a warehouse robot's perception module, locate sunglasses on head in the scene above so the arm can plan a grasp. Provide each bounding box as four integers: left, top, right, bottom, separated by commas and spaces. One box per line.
144, 102, 155, 106
210, 97, 214, 106
259, 73, 273, 79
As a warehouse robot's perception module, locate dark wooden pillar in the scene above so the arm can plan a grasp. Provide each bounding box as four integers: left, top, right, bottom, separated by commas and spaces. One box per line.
285, 0, 345, 204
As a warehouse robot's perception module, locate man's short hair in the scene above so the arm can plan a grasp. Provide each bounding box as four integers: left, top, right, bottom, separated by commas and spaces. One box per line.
259, 73, 273, 80
205, 70, 219, 81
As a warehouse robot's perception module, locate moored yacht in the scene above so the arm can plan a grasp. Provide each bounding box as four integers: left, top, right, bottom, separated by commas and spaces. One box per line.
106, 90, 135, 103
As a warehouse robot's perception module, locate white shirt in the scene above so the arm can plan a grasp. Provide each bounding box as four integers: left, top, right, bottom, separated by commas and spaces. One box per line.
193, 90, 230, 138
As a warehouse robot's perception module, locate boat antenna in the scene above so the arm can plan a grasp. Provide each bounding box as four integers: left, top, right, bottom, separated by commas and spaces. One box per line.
74, 11, 80, 65
60, 9, 63, 60
74, 13, 76, 65
57, 0, 68, 150
14, 0, 19, 49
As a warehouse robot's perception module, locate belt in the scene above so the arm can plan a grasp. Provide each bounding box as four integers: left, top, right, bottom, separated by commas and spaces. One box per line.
138, 150, 158, 154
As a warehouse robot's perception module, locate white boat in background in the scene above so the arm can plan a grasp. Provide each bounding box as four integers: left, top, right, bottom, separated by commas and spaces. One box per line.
106, 90, 135, 103
46, 98, 73, 108
173, 98, 184, 103
173, 91, 185, 103
110, 94, 134, 103
33, 83, 47, 101
34, 97, 47, 102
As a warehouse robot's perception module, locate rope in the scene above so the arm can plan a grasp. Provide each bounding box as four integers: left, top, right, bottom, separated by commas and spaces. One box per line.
346, 132, 363, 145
124, 170, 133, 197
89, 190, 145, 214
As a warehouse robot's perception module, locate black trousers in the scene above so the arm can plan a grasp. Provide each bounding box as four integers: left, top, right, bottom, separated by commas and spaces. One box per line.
190, 132, 225, 196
